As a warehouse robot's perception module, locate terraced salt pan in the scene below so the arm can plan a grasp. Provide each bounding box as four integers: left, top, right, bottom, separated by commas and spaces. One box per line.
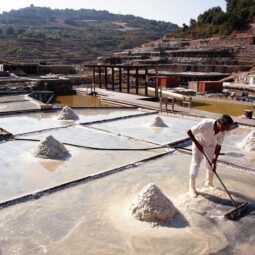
0, 109, 146, 135
0, 153, 254, 254
0, 125, 166, 201
91, 114, 199, 145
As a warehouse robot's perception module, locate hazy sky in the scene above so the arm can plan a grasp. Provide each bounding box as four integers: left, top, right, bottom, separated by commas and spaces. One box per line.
0, 0, 226, 26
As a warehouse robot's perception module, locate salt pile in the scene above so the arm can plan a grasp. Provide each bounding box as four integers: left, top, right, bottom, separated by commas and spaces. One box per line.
32, 135, 69, 159
57, 106, 79, 120
239, 130, 255, 152
150, 116, 168, 127
130, 183, 177, 223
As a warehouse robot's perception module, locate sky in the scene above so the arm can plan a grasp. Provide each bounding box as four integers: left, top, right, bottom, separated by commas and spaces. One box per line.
0, 0, 226, 26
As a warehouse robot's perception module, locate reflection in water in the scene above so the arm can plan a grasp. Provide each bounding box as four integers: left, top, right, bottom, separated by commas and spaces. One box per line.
39, 159, 65, 172
191, 98, 255, 116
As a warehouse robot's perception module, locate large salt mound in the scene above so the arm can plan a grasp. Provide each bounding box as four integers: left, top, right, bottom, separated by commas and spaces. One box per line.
57, 106, 79, 120
32, 135, 69, 159
239, 130, 255, 152
150, 116, 168, 127
130, 183, 177, 223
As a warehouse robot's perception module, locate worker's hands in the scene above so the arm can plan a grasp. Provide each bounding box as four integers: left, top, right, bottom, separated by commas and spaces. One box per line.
211, 160, 217, 172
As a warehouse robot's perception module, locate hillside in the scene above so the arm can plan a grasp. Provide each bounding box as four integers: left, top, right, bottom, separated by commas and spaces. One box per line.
0, 5, 178, 64
171, 0, 255, 38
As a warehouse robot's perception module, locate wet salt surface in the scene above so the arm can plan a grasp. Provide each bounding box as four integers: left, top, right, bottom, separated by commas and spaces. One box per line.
0, 125, 166, 201
0, 153, 254, 255
0, 109, 146, 135
0, 95, 40, 112
91, 114, 199, 145
1, 110, 255, 254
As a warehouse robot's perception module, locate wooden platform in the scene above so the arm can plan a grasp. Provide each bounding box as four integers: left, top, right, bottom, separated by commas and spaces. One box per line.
77, 88, 255, 127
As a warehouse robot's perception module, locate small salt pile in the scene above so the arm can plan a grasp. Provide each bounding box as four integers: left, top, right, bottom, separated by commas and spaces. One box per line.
32, 135, 69, 159
130, 183, 177, 224
57, 106, 79, 120
239, 130, 255, 152
150, 116, 168, 127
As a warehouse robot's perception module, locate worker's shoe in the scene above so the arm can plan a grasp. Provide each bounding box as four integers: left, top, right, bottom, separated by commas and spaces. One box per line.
189, 177, 198, 198
204, 171, 214, 187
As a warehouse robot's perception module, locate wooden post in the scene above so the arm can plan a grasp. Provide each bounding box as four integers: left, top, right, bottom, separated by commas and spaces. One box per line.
92, 67, 96, 93
111, 67, 115, 91
155, 65, 159, 97
104, 67, 108, 89
119, 67, 122, 92
98, 66, 102, 89
136, 67, 139, 94
127, 67, 130, 94
145, 68, 148, 96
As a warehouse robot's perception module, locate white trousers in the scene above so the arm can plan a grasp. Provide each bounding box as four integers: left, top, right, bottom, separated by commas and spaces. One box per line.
189, 143, 214, 178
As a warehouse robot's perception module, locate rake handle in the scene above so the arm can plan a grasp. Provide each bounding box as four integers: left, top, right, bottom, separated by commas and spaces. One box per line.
202, 150, 238, 207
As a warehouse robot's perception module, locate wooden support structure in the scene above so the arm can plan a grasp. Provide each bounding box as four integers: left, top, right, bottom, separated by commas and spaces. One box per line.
84, 64, 169, 96
145, 68, 148, 96
92, 67, 96, 93
98, 66, 102, 88
119, 67, 122, 92
160, 97, 175, 112
135, 67, 139, 94
182, 97, 192, 108
155, 65, 159, 97
92, 67, 96, 84
111, 67, 115, 91
127, 67, 130, 93
104, 67, 108, 89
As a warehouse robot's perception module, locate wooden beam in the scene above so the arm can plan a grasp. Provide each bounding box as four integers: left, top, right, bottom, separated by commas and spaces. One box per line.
111, 67, 115, 91
98, 66, 102, 88
136, 67, 139, 94
104, 67, 108, 89
127, 67, 130, 94
155, 65, 159, 97
119, 67, 122, 92
145, 68, 148, 96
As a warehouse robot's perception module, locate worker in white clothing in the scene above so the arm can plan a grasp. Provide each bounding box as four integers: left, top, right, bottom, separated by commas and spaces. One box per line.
187, 115, 234, 197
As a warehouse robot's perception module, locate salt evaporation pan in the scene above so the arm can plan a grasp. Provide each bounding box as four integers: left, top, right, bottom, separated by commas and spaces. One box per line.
239, 130, 255, 152
150, 116, 168, 128
57, 106, 79, 120
32, 135, 69, 159
130, 183, 177, 223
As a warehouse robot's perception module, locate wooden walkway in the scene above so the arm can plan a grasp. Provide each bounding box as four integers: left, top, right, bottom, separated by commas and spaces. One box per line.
77, 88, 255, 127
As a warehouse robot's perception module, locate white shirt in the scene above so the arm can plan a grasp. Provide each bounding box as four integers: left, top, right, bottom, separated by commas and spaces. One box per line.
191, 119, 226, 148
